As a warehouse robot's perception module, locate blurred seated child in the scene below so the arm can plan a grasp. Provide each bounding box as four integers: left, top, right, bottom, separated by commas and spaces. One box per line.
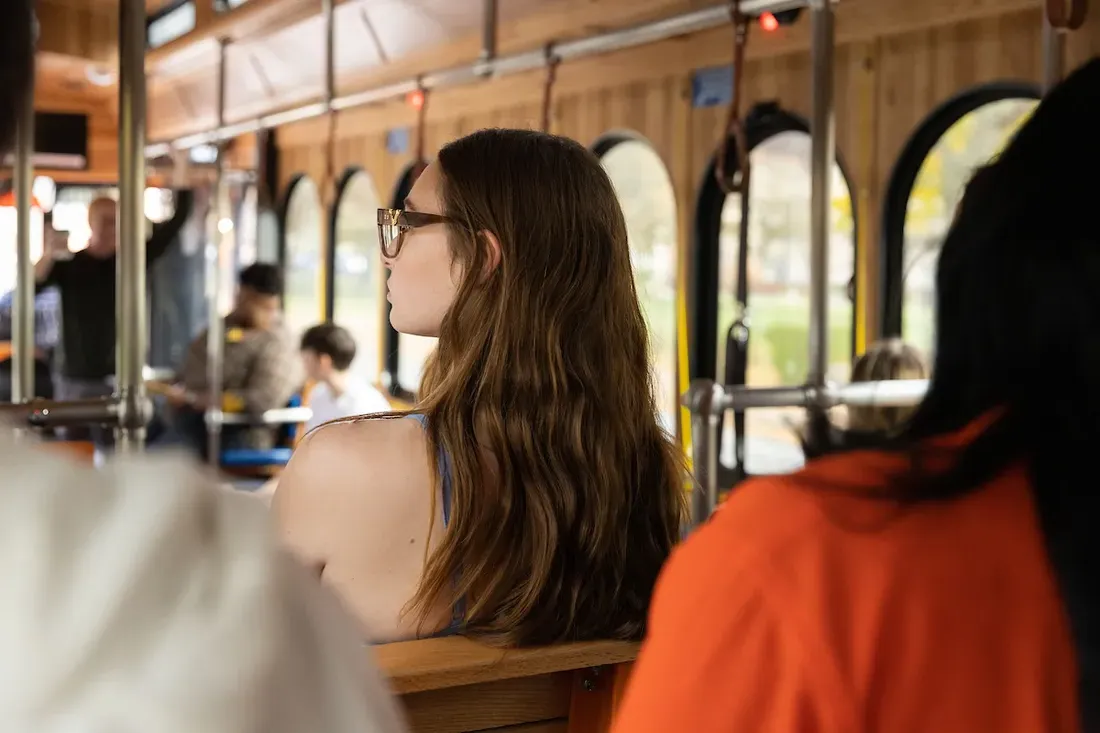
300, 323, 391, 434
848, 338, 927, 434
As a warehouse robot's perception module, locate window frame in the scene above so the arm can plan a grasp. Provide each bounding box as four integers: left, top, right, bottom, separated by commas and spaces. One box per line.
879, 82, 1041, 338
591, 129, 681, 435
691, 104, 860, 382
277, 173, 324, 332
327, 166, 386, 385
385, 163, 426, 402
691, 103, 860, 483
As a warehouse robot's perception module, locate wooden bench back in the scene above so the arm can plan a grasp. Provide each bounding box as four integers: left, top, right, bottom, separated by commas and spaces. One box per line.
375, 637, 638, 733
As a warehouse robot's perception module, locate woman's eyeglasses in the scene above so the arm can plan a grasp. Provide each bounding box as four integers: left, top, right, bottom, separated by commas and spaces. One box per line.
376, 208, 455, 258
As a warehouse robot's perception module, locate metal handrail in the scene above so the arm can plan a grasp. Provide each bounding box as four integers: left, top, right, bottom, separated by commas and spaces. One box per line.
683, 375, 929, 528
145, 0, 808, 156
217, 407, 313, 426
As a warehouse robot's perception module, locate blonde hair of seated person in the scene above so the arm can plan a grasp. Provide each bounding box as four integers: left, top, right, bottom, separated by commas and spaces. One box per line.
847, 338, 927, 434
0, 431, 407, 733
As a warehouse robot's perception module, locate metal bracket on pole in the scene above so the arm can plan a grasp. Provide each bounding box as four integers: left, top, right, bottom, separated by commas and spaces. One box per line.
684, 380, 726, 529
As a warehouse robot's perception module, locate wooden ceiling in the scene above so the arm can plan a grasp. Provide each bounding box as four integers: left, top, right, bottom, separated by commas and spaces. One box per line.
147, 0, 556, 138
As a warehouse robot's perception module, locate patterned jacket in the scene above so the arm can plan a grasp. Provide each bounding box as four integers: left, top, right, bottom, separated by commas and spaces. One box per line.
180, 314, 303, 449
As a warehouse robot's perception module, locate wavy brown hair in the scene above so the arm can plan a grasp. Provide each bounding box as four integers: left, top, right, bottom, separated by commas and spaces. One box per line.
406, 128, 685, 646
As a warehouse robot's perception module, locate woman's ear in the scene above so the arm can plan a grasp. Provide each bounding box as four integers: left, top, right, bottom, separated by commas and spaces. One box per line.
479, 229, 503, 281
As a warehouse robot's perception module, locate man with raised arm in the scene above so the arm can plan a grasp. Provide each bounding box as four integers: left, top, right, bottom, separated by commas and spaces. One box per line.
35, 193, 195, 432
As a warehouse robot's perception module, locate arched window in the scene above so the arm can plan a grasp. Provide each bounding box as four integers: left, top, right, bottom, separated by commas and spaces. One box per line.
881, 84, 1040, 357
330, 168, 385, 386
280, 175, 323, 338
694, 105, 857, 478
594, 133, 679, 436
388, 163, 436, 400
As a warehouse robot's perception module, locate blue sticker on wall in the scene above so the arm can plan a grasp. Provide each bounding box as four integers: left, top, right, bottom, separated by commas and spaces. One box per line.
691, 65, 734, 108
386, 127, 410, 154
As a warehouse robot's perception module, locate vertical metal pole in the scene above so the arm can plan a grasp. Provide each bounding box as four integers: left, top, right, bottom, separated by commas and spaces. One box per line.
116, 0, 148, 451
323, 0, 335, 107
205, 40, 229, 465
481, 0, 498, 62
685, 380, 724, 530
12, 80, 36, 406
807, 0, 836, 393
1041, 15, 1064, 93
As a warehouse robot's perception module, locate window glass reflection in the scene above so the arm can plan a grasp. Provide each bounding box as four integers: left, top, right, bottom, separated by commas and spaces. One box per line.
282, 176, 323, 338
599, 138, 679, 436
333, 171, 384, 385
902, 98, 1037, 358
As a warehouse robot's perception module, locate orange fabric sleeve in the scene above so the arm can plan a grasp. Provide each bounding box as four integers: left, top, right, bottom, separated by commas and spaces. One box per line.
612, 521, 854, 733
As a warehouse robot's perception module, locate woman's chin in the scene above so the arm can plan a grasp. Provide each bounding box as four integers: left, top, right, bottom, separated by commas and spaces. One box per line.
389, 316, 439, 339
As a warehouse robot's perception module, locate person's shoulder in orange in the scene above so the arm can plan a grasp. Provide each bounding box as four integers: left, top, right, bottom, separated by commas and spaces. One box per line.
612, 442, 1077, 733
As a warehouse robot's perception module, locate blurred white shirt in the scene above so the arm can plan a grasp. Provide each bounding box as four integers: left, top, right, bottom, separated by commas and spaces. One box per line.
0, 431, 408, 733
306, 381, 391, 433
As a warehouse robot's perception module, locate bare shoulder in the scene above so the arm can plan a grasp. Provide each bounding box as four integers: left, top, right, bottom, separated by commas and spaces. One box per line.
272, 416, 432, 565
276, 416, 426, 501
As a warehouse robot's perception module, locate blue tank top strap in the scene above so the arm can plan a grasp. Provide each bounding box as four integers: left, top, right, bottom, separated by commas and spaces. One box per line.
406, 413, 454, 527
406, 413, 464, 636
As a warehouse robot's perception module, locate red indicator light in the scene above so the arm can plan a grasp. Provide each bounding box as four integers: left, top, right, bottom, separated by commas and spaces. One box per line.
759, 12, 779, 31
407, 89, 425, 109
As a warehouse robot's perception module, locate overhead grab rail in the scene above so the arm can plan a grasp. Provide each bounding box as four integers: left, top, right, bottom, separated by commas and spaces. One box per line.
144, 0, 808, 157
1046, 0, 1087, 28
714, 0, 753, 489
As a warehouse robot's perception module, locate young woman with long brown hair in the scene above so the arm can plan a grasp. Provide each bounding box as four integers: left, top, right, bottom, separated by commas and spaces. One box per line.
273, 128, 684, 645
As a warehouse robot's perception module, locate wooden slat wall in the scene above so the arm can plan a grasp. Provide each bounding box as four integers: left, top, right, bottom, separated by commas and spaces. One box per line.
37, 0, 117, 64
274, 4, 1100, 339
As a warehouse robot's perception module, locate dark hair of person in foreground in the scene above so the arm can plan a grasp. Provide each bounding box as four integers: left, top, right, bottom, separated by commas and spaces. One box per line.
804, 56, 1100, 732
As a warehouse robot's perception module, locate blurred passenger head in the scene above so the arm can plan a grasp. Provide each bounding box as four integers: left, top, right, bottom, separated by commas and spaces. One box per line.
0, 433, 407, 732
882, 57, 1100, 732
848, 338, 926, 433
236, 263, 283, 331
0, 0, 34, 154
300, 323, 357, 381
384, 128, 684, 646
87, 197, 118, 254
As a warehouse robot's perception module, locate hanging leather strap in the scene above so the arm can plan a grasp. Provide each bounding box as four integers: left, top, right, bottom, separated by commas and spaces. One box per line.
540, 44, 560, 133
1046, 0, 1087, 29
712, 0, 754, 487
412, 78, 430, 178
714, 0, 750, 196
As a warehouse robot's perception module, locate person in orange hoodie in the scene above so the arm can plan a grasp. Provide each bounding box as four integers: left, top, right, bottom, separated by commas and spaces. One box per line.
614, 58, 1100, 733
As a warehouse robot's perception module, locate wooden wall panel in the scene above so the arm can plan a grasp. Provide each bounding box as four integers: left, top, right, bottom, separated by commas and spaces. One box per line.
37, 0, 117, 64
